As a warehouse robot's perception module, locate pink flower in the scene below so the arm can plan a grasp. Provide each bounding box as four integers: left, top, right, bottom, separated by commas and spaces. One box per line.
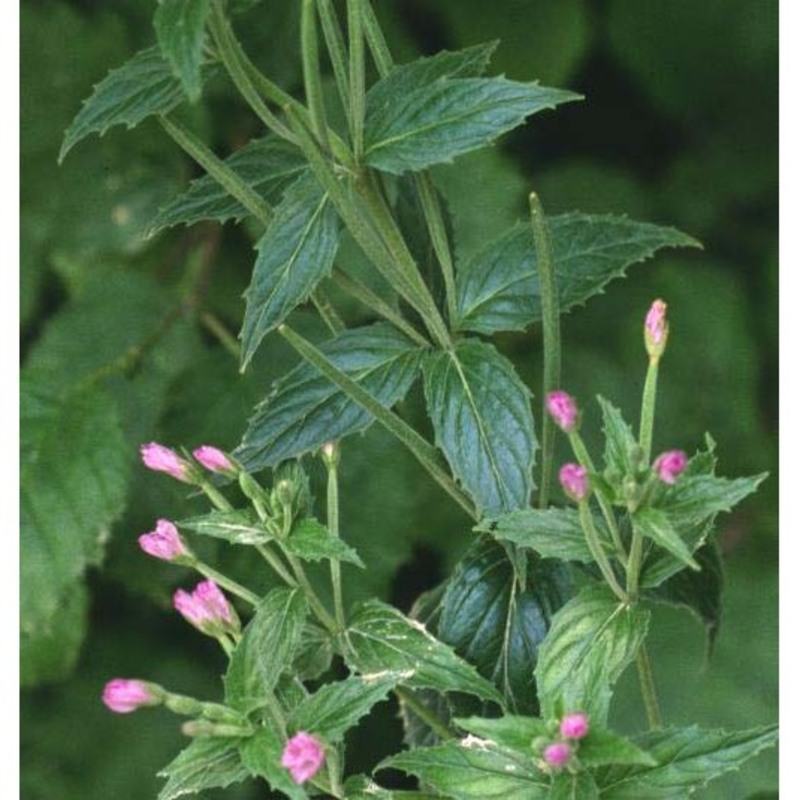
560, 712, 590, 740
173, 579, 237, 635
559, 463, 589, 503
193, 445, 235, 474
546, 391, 579, 432
653, 450, 688, 485
281, 732, 325, 784
140, 442, 192, 483
543, 741, 572, 768
644, 299, 669, 357
102, 679, 159, 714
138, 519, 188, 561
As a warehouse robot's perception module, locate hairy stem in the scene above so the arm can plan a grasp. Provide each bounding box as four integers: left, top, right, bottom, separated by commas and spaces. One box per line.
636, 643, 663, 730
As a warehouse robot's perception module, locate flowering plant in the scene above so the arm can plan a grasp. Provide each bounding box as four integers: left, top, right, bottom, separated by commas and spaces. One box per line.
48, 0, 777, 797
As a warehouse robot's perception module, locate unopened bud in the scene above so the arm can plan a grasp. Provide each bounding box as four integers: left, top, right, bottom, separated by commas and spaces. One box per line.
173, 579, 240, 637
546, 391, 579, 432
140, 442, 193, 483
193, 445, 236, 475
181, 720, 253, 738
644, 299, 669, 360
102, 679, 163, 714
543, 741, 572, 769
559, 463, 589, 503
559, 712, 589, 740
138, 519, 190, 562
653, 450, 688, 485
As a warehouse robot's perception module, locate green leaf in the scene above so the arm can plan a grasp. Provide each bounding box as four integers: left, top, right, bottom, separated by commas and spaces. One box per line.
597, 396, 639, 479
579, 729, 657, 768
284, 518, 364, 567
454, 715, 550, 753
549, 771, 599, 799
60, 46, 213, 162
455, 215, 699, 335
224, 588, 308, 714
344, 599, 503, 704
596, 724, 778, 798
236, 324, 424, 471
293, 623, 335, 681
289, 672, 404, 743
240, 173, 341, 368
364, 77, 580, 174
148, 136, 307, 233
21, 379, 129, 641
534, 585, 649, 725
435, 538, 571, 713
422, 339, 536, 516
157, 738, 249, 800
178, 509, 269, 544
381, 740, 550, 799
632, 507, 699, 571
239, 726, 308, 800
479, 507, 595, 563
154, 0, 212, 102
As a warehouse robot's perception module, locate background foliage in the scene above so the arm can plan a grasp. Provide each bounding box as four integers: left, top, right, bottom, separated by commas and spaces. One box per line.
20, 0, 777, 797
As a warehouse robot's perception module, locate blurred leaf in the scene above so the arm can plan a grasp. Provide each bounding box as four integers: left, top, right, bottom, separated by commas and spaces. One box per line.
344, 599, 503, 703
364, 77, 580, 175
453, 714, 549, 752
154, 0, 212, 102
596, 724, 778, 798
157, 738, 249, 800
236, 324, 424, 471
632, 507, 699, 571
535, 585, 649, 725
381, 740, 549, 799
423, 339, 536, 516
549, 771, 599, 799
240, 174, 341, 368
284, 518, 364, 567
224, 588, 308, 714
149, 136, 307, 233
456, 215, 699, 335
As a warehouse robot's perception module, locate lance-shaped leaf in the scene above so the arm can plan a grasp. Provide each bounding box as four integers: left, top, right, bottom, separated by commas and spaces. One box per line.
148, 136, 307, 233
224, 588, 308, 714
364, 76, 580, 175
284, 518, 364, 567
595, 724, 778, 798
236, 324, 424, 471
578, 730, 657, 768
240, 174, 341, 368
549, 771, 600, 799
535, 585, 649, 725
454, 715, 550, 753
455, 215, 700, 335
289, 671, 405, 743
178, 509, 269, 544
381, 739, 550, 799
239, 725, 308, 800
344, 599, 503, 704
423, 339, 536, 516
154, 0, 211, 102
479, 507, 596, 563
60, 46, 215, 162
597, 396, 639, 479
632, 507, 699, 571
158, 739, 249, 800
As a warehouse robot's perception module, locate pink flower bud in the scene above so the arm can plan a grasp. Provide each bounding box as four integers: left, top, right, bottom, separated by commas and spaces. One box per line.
559, 712, 589, 740
173, 579, 237, 635
559, 463, 589, 503
543, 741, 572, 768
546, 391, 579, 432
193, 445, 235, 474
281, 732, 325, 785
140, 442, 192, 483
653, 450, 688, 485
102, 679, 159, 714
138, 519, 189, 561
644, 299, 669, 358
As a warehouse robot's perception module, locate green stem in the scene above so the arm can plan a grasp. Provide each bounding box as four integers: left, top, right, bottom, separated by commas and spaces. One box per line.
283, 550, 339, 633
325, 451, 347, 630
279, 323, 476, 519
347, 0, 366, 159
316, 0, 351, 118
200, 312, 241, 360
395, 687, 455, 741
530, 192, 560, 509
301, 0, 330, 148
312, 290, 346, 335
255, 543, 299, 588
359, 0, 393, 77
577, 502, 628, 603
636, 643, 663, 730
193, 561, 261, 606
639, 359, 660, 465
199, 480, 234, 512
626, 531, 644, 599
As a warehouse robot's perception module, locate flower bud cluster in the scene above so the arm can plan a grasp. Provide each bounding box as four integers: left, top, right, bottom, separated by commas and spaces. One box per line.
541, 712, 590, 771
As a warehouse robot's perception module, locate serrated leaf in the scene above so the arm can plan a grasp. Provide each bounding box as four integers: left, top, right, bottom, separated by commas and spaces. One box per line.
344, 599, 502, 704
289, 672, 404, 743
157, 738, 249, 800
549, 771, 599, 799
535, 585, 649, 725
293, 624, 335, 681
579, 730, 657, 768
21, 379, 130, 640
435, 538, 571, 714
60, 46, 214, 162
154, 0, 211, 102
284, 518, 364, 567
381, 740, 550, 799
239, 726, 308, 800
422, 339, 536, 516
454, 715, 549, 753
148, 136, 307, 232
240, 173, 342, 368
178, 509, 269, 544
633, 507, 700, 571
479, 507, 596, 563
236, 324, 424, 471
365, 76, 580, 174
224, 588, 308, 714
597, 396, 639, 479
596, 724, 778, 798
455, 215, 699, 335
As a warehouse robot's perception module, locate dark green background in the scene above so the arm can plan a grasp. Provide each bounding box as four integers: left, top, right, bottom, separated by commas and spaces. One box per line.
20, 1, 778, 797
